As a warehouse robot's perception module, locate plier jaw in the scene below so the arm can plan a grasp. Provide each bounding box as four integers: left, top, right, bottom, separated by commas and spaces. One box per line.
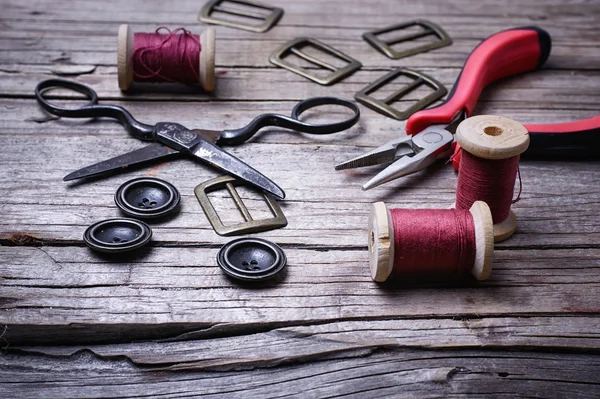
335, 125, 454, 190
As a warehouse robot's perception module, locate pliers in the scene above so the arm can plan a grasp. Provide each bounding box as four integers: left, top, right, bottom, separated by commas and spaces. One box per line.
336, 26, 600, 190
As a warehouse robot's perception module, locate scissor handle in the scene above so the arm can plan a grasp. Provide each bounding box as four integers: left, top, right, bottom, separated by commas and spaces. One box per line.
217, 97, 360, 146
35, 79, 154, 140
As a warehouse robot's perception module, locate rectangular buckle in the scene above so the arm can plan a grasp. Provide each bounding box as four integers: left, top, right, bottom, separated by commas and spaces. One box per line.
363, 20, 452, 59
355, 68, 447, 120
269, 37, 362, 85
199, 0, 283, 33
195, 175, 287, 236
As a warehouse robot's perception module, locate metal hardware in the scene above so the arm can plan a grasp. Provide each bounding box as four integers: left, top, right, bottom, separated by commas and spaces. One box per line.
363, 20, 452, 60
199, 0, 283, 33
335, 125, 454, 191
195, 175, 287, 236
354, 68, 447, 120
269, 37, 362, 85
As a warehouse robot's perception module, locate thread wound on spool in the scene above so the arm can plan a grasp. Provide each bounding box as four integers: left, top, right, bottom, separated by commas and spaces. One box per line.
455, 115, 529, 242
456, 151, 519, 222
132, 27, 201, 84
390, 208, 476, 274
368, 201, 493, 282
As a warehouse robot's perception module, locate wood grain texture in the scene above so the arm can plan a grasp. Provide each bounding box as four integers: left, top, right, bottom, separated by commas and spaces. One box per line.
1, 0, 599, 397
1, 348, 599, 399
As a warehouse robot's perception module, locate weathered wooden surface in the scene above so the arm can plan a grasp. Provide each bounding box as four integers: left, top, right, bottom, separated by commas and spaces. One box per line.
1, 0, 600, 397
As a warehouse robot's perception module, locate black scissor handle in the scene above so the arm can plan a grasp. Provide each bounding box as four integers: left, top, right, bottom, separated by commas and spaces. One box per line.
217, 97, 360, 146
35, 79, 154, 140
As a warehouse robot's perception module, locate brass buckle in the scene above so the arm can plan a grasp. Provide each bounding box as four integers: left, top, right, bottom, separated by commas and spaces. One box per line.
269, 37, 362, 85
363, 20, 452, 60
198, 0, 283, 33
354, 68, 447, 120
194, 175, 287, 236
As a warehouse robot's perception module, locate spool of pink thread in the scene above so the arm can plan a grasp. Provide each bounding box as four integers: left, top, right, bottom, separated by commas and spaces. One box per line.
118, 24, 215, 92
368, 201, 494, 283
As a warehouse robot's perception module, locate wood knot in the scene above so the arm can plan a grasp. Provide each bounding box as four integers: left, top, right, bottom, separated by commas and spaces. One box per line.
1, 232, 43, 246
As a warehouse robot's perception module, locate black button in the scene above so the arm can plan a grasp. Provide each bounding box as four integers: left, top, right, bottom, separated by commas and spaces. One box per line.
217, 238, 287, 281
84, 218, 152, 253
115, 177, 180, 219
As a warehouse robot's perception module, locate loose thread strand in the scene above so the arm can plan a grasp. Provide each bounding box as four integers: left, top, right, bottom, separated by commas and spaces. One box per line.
131, 27, 201, 84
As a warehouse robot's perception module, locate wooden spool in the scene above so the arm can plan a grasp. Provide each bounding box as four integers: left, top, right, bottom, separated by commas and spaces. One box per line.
368, 201, 494, 283
117, 24, 216, 92
455, 115, 530, 242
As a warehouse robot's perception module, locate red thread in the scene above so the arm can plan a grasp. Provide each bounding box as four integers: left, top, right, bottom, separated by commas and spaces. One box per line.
131, 27, 201, 84
390, 208, 476, 274
456, 151, 519, 223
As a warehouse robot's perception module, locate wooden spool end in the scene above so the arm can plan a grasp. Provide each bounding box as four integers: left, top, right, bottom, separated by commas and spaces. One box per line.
117, 24, 216, 92
468, 200, 494, 280
456, 115, 529, 242
368, 202, 394, 282
199, 27, 216, 92
117, 24, 134, 91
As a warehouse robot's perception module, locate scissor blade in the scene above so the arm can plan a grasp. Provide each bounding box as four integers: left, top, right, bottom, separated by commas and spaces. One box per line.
191, 128, 222, 144
189, 140, 286, 199
64, 143, 179, 181
334, 136, 415, 170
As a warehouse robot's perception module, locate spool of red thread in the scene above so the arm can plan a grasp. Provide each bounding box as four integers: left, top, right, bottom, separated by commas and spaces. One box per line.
117, 24, 216, 92
368, 201, 494, 283
455, 115, 530, 242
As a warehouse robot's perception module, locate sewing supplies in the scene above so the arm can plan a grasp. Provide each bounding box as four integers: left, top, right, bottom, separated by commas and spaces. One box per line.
199, 0, 283, 33
35, 79, 360, 199
115, 177, 181, 220
218, 238, 287, 282
363, 20, 452, 60
84, 218, 153, 254
118, 24, 216, 92
454, 115, 529, 242
368, 201, 493, 283
270, 38, 362, 85
337, 26, 600, 189
195, 175, 287, 236
354, 68, 447, 121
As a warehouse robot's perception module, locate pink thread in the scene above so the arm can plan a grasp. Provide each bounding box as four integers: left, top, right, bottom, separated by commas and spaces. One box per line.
456, 151, 519, 223
390, 208, 476, 274
131, 27, 201, 84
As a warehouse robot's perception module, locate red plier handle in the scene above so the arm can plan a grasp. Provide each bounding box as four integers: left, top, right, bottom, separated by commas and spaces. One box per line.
405, 26, 600, 169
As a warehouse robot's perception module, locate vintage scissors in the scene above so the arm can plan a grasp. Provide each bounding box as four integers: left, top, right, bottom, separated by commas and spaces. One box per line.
36, 79, 361, 199
335, 27, 600, 190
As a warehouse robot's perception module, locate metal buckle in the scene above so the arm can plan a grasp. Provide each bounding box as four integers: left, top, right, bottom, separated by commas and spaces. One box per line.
194, 175, 287, 236
269, 37, 362, 85
198, 0, 283, 33
363, 20, 452, 60
354, 68, 447, 120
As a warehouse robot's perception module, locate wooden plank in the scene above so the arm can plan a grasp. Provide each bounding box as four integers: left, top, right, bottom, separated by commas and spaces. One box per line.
2, 0, 599, 34
1, 31, 598, 70
1, 246, 599, 344
1, 124, 599, 248
3, 67, 600, 104
0, 348, 598, 398
13, 316, 600, 370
